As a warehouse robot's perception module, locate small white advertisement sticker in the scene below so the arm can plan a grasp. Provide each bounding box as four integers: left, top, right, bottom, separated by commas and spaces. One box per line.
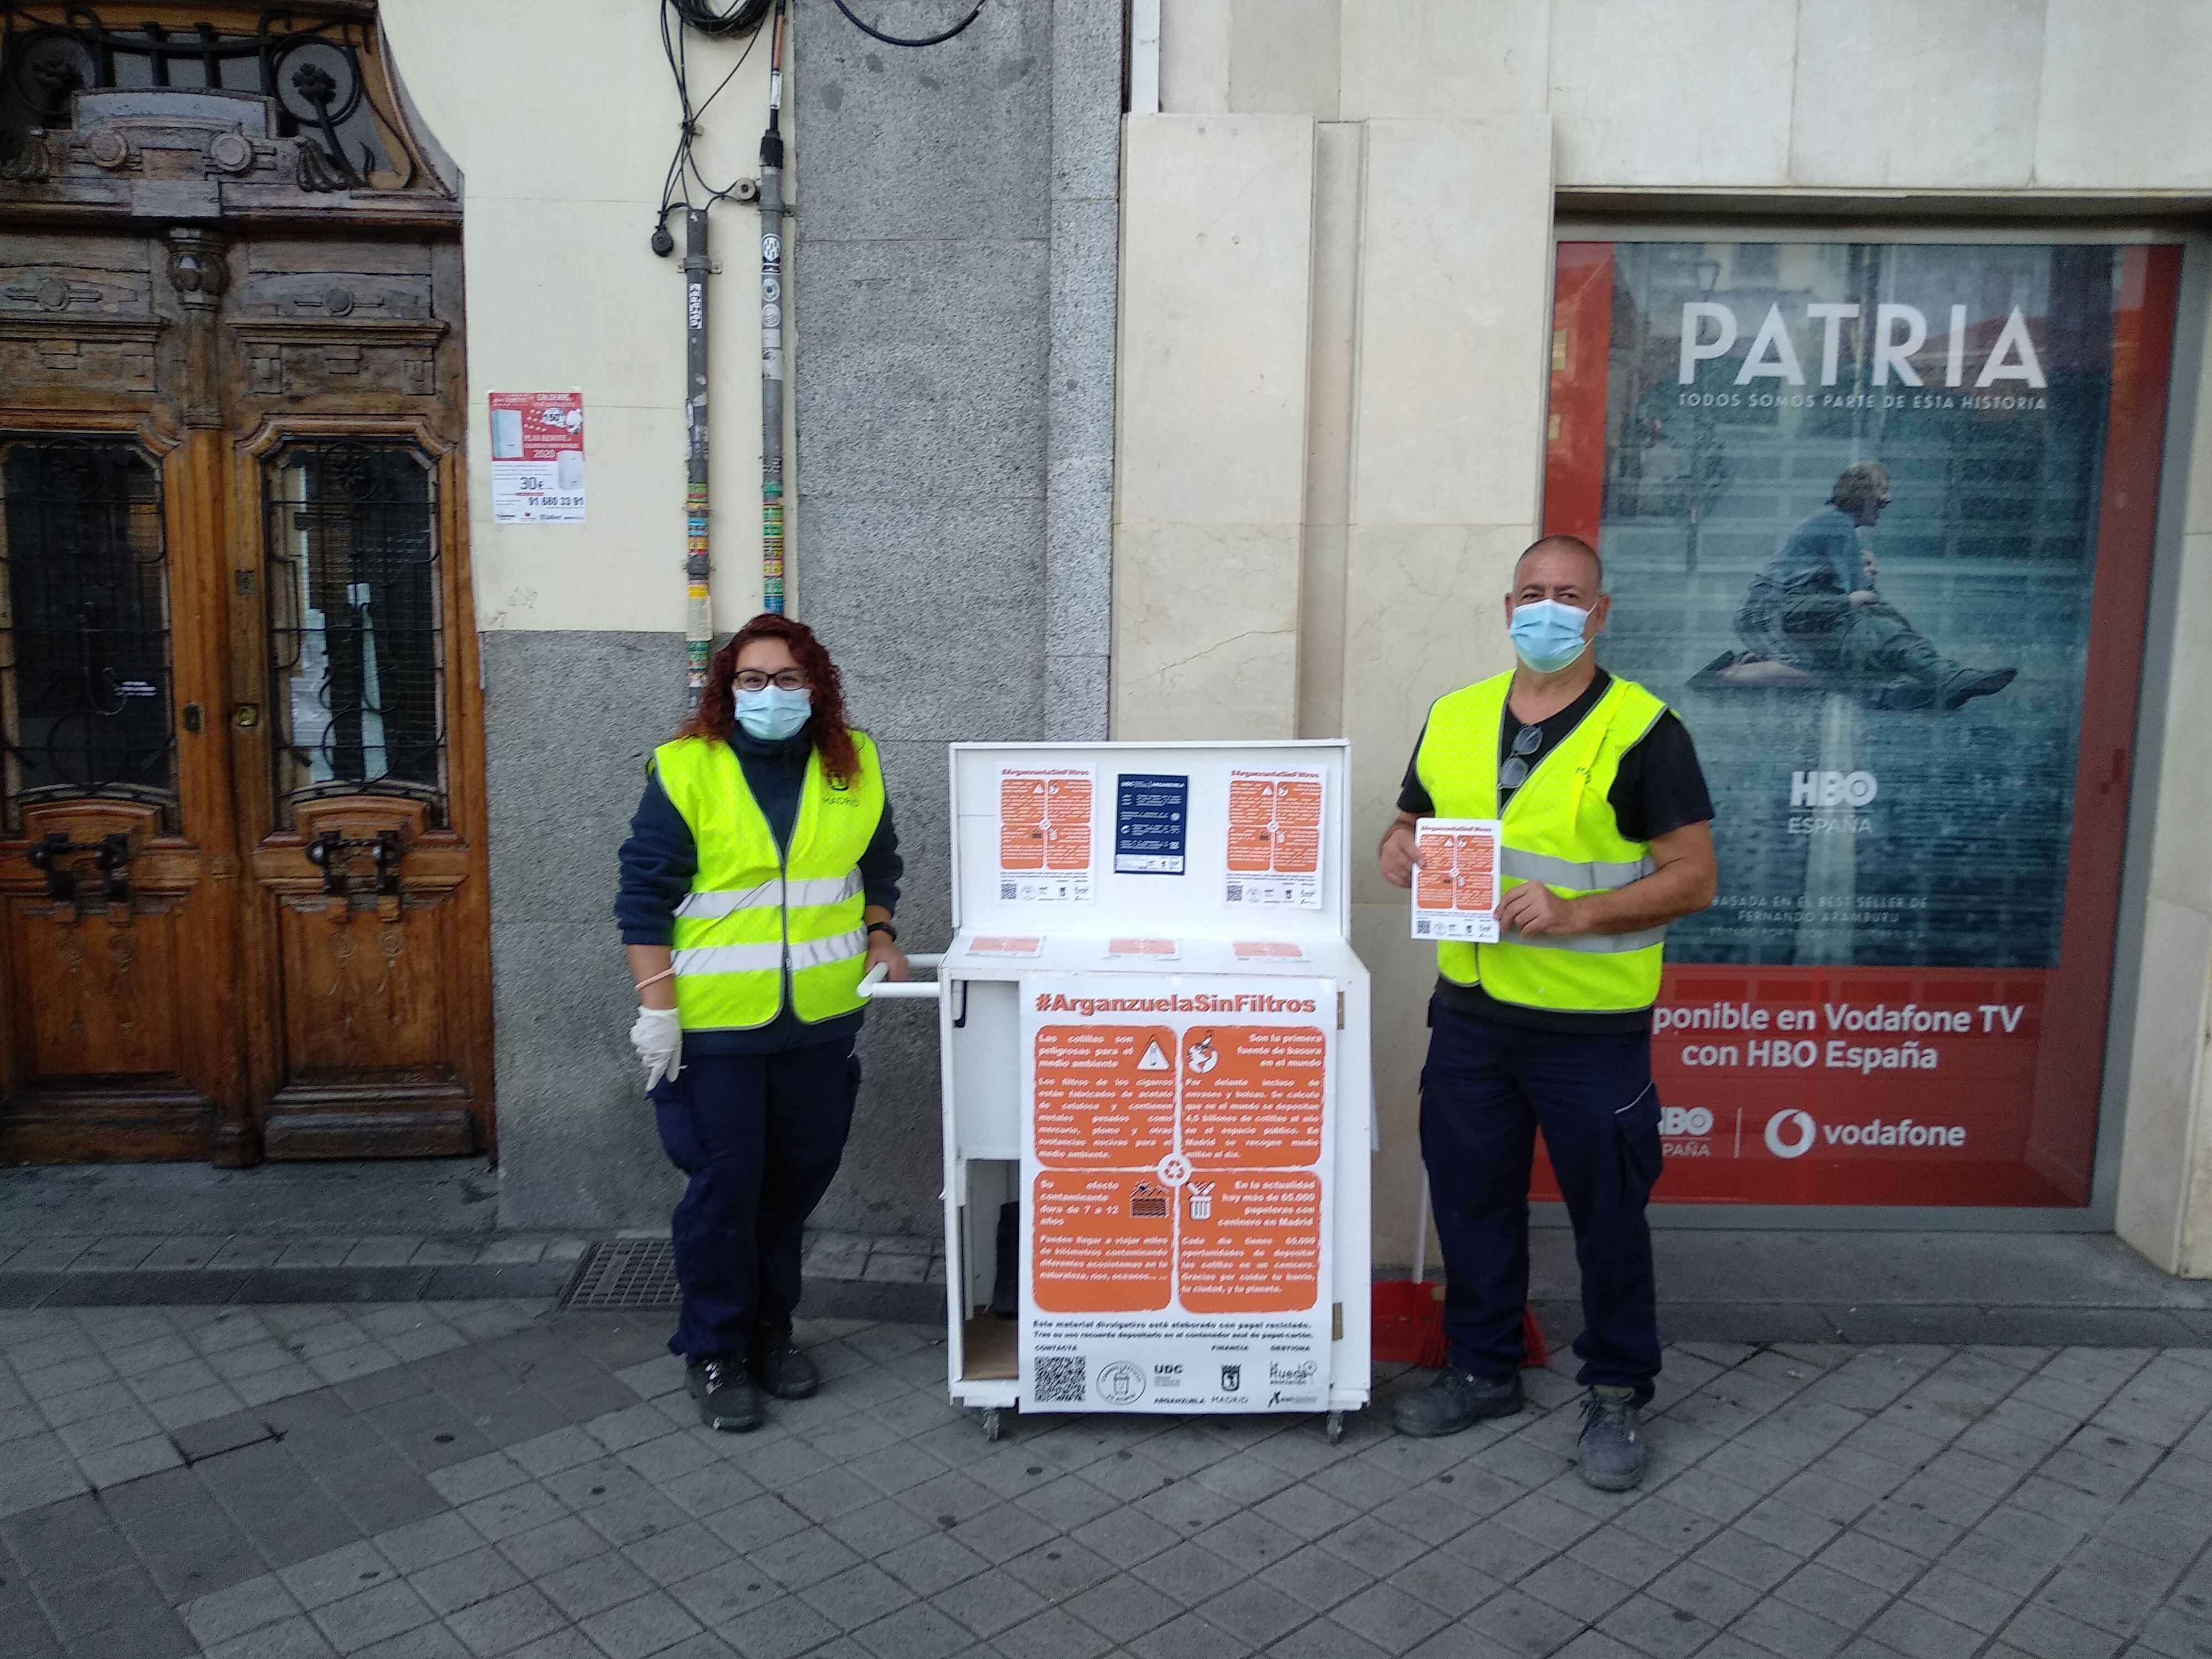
488, 391, 587, 523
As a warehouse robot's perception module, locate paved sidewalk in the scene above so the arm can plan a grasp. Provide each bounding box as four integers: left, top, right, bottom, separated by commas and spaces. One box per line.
3, 1302, 2210, 1659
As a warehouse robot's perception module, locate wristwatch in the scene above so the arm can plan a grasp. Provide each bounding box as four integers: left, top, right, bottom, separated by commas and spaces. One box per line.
865, 921, 898, 942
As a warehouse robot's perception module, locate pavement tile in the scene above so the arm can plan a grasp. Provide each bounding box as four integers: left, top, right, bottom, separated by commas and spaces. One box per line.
307, 1579, 439, 1652
5, 1313, 2211, 1659
459, 1484, 571, 1544
444, 1584, 572, 1658
355, 1623, 474, 1658
666, 1558, 783, 1627
1384, 1548, 1504, 1619
578, 1589, 703, 1659
279, 1541, 401, 1610
1902, 1564, 2030, 1635
1331, 1579, 1454, 1651
1595, 1592, 1721, 1659
2000, 1599, 2128, 1659
1518, 1554, 1637, 1623
203, 1612, 341, 1658
716, 1592, 842, 1659
409, 1548, 528, 1616
498, 1516, 610, 1579
1867, 1597, 1987, 1659
180, 1574, 304, 1647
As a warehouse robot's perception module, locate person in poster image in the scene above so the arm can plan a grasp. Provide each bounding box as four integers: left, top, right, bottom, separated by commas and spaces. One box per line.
1724, 462, 2017, 710
616, 615, 908, 1432
1379, 536, 1717, 1490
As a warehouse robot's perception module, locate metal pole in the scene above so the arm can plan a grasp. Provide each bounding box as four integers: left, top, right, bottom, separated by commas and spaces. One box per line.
684, 207, 713, 697
758, 0, 788, 613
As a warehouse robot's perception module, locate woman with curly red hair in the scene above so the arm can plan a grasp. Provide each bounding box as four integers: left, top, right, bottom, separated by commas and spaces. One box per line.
615, 614, 907, 1431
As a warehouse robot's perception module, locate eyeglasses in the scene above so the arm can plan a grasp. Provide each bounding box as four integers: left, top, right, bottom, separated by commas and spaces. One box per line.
733, 669, 810, 691
1499, 723, 1543, 790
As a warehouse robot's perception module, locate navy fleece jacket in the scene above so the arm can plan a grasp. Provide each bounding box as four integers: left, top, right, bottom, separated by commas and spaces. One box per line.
615, 723, 902, 1055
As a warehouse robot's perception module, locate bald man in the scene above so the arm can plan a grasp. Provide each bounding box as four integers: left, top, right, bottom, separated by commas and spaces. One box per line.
1379, 534, 1716, 1489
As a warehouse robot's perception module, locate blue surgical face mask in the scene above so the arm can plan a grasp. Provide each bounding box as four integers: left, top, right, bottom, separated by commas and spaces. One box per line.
733, 685, 812, 741
1508, 598, 1594, 674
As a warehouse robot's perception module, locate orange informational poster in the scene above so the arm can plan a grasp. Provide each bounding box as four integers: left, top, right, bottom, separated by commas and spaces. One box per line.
1031, 1025, 1176, 1168
998, 767, 1094, 901
1181, 1026, 1327, 1166
1412, 817, 1501, 943
1223, 770, 1325, 909
1177, 1173, 1323, 1313
1028, 1171, 1173, 1313
1020, 975, 1334, 1413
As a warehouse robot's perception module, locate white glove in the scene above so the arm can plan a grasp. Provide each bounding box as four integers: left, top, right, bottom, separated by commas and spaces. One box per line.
630, 1005, 683, 1091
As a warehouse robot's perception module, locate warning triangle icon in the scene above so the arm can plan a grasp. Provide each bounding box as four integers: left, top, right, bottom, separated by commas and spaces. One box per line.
1137, 1040, 1169, 1072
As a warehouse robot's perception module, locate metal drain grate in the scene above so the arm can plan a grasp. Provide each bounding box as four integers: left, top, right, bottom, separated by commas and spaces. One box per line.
558, 1238, 680, 1310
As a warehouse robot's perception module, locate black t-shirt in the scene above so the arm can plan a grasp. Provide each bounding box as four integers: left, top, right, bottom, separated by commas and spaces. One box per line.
1399, 669, 1714, 1035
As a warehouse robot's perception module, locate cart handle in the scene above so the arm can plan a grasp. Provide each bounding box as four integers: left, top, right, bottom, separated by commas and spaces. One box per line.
858, 954, 944, 1000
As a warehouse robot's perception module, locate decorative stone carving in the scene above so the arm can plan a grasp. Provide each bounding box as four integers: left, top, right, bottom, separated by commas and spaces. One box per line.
0, 127, 54, 182
82, 126, 133, 170
207, 130, 257, 174
165, 228, 229, 310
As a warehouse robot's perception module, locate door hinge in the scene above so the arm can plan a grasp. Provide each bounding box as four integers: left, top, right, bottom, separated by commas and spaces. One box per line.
235, 569, 255, 597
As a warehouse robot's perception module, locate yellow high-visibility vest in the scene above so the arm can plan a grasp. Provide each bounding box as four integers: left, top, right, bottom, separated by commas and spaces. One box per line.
1415, 672, 1668, 1013
653, 732, 885, 1030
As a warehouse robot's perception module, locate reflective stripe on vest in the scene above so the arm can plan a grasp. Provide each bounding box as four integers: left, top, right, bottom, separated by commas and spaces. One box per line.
652, 733, 885, 1030
672, 871, 862, 920
1415, 672, 1670, 1013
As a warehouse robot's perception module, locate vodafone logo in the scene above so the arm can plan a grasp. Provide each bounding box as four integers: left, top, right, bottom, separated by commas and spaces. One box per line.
1765, 1110, 1817, 1159
1762, 1109, 1970, 1158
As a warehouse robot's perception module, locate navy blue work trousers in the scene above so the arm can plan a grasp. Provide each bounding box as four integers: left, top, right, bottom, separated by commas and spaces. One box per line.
650, 1037, 860, 1360
1420, 996, 1664, 1402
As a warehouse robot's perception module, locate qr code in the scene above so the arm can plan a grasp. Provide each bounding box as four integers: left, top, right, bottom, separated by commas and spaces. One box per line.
1000, 881, 1018, 900
1225, 883, 1243, 901
1033, 1356, 1086, 1404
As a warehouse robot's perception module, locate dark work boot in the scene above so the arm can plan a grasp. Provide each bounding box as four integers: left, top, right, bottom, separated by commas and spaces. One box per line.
687, 1355, 765, 1432
1391, 1367, 1524, 1437
747, 1326, 820, 1400
1577, 1385, 1648, 1490
1939, 665, 2017, 710
1872, 675, 1935, 711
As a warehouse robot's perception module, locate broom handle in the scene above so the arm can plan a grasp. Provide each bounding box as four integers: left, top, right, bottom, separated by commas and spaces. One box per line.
1412, 1168, 1430, 1284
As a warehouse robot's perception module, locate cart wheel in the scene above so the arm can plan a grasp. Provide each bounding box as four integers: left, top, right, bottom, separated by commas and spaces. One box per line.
982, 1408, 1003, 1442
1325, 1411, 1344, 1445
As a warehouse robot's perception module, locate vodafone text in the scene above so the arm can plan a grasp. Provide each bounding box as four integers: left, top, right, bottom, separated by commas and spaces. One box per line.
1656, 1000, 2028, 1036
1658, 999, 2030, 1074
1764, 1109, 1966, 1159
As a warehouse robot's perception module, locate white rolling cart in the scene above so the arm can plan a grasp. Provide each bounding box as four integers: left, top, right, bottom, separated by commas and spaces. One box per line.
861, 740, 1371, 1442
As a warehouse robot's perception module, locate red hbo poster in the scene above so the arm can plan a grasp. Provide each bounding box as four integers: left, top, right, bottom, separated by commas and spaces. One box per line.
1538, 240, 2179, 1207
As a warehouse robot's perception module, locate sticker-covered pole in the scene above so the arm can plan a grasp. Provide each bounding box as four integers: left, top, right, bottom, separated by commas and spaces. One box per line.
684, 207, 713, 697
758, 0, 788, 613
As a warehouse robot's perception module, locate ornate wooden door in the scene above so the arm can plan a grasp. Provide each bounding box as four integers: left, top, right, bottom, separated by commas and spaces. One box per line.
0, 5, 489, 1162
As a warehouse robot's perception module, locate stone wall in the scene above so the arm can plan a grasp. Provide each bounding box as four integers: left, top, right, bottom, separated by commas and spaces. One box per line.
792, 0, 1123, 1236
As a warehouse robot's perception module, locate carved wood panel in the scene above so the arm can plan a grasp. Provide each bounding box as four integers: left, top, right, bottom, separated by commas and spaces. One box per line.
0, 82, 485, 1164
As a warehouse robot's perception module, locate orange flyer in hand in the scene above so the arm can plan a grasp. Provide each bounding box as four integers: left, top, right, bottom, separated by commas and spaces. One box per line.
1412, 818, 1501, 943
